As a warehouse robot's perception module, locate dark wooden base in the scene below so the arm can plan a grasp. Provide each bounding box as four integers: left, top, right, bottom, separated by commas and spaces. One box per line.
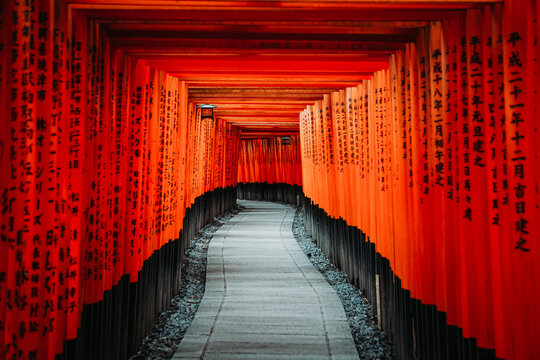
301, 194, 500, 360
237, 182, 302, 205
57, 186, 237, 360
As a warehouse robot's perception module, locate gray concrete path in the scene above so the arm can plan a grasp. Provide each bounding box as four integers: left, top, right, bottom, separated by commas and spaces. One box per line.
173, 200, 359, 360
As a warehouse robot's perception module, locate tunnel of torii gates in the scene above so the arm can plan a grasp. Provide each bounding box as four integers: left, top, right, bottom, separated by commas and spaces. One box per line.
0, 0, 539, 359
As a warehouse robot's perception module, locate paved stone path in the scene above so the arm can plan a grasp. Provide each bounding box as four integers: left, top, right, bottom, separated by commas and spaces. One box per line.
173, 200, 359, 360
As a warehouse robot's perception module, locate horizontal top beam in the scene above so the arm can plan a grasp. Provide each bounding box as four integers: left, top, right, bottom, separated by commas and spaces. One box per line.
81, 8, 467, 22
71, 1, 500, 12
70, 0, 500, 134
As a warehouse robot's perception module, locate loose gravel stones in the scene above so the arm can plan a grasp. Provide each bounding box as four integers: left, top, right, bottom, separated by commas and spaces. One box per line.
133, 202, 392, 360
292, 207, 393, 360
132, 205, 244, 360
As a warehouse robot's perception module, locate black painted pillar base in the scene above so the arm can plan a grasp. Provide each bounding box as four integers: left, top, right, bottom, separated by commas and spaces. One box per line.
237, 182, 302, 206
301, 193, 499, 360
57, 186, 237, 360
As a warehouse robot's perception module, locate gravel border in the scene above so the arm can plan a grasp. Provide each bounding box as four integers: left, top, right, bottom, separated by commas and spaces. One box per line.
292, 206, 393, 360
132, 204, 244, 360
133, 202, 392, 360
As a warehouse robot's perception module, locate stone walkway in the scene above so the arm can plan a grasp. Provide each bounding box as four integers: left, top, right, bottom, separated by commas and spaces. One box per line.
173, 200, 359, 360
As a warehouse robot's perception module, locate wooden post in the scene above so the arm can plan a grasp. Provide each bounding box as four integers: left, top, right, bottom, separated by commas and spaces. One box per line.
376, 274, 382, 329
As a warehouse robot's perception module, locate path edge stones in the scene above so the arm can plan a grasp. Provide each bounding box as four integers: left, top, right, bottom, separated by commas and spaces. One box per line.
132, 204, 244, 360
292, 206, 393, 360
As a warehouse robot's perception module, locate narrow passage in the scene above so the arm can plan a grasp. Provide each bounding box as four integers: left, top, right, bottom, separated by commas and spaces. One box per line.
174, 200, 359, 359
